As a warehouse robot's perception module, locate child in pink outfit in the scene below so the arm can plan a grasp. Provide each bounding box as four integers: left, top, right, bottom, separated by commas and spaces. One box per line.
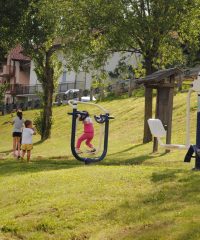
76, 111, 96, 154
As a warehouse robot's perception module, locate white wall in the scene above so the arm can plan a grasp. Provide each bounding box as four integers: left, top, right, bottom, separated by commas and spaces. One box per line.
58, 53, 76, 83
30, 61, 38, 85
15, 61, 20, 84
29, 52, 140, 88
30, 60, 77, 85
59, 70, 76, 83
104, 52, 140, 72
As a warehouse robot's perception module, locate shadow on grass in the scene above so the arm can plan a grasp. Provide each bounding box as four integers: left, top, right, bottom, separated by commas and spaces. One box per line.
108, 143, 144, 156
101, 168, 200, 239
0, 142, 167, 176
0, 158, 83, 177
102, 155, 154, 166
0, 151, 165, 176
151, 169, 181, 182
0, 149, 12, 154
0, 140, 43, 154
101, 147, 167, 166
33, 140, 46, 146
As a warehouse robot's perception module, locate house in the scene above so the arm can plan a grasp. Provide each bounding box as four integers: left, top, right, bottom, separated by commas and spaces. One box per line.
0, 46, 140, 105
0, 45, 31, 104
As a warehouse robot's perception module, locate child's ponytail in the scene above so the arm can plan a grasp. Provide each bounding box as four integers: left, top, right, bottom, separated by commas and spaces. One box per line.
17, 110, 23, 120
79, 111, 89, 121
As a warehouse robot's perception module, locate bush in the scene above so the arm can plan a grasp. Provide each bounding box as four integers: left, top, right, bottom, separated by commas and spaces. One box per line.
33, 111, 54, 137
33, 111, 43, 136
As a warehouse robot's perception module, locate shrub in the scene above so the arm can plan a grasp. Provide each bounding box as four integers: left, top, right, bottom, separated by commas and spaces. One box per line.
33, 111, 43, 136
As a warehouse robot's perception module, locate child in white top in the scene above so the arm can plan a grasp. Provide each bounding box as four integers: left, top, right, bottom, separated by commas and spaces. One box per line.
21, 120, 36, 162
12, 110, 24, 158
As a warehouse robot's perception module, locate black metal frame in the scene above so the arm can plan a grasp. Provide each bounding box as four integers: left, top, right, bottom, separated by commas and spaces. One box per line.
68, 107, 113, 164
184, 109, 200, 170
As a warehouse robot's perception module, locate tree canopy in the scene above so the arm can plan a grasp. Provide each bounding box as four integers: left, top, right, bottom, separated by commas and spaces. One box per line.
77, 0, 200, 74
0, 0, 28, 60
1, 0, 200, 140
19, 0, 94, 140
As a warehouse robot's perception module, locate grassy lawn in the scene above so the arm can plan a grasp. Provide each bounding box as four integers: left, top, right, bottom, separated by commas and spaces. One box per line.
0, 92, 200, 240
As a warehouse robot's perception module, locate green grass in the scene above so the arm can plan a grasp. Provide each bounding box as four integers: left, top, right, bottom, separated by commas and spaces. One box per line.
0, 92, 200, 240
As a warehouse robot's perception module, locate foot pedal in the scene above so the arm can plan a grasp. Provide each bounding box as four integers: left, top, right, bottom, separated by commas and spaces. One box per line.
184, 145, 195, 162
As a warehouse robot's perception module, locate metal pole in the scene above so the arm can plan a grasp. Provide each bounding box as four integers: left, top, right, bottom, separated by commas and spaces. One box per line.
68, 103, 113, 164
185, 73, 200, 168
195, 94, 200, 169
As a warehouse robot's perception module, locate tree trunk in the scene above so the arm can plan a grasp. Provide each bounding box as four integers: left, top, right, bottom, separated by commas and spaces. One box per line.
90, 87, 93, 101
41, 52, 54, 141
144, 55, 156, 75
142, 55, 154, 143
143, 87, 153, 143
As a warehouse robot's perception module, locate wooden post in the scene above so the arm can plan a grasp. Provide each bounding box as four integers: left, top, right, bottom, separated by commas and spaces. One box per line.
115, 82, 120, 96
153, 89, 159, 152
90, 88, 93, 101
166, 86, 174, 148
177, 74, 183, 92
128, 79, 135, 97
153, 83, 174, 153
100, 86, 104, 101
143, 86, 153, 143
78, 89, 82, 101
31, 100, 35, 110
2, 105, 5, 115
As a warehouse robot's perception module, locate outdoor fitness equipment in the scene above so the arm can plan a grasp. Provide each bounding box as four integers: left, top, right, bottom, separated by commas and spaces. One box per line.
184, 73, 200, 169
68, 100, 114, 164
148, 72, 200, 169
148, 118, 188, 150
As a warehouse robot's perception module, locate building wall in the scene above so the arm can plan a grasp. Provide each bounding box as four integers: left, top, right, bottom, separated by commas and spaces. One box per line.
15, 61, 20, 84
30, 61, 38, 85
19, 70, 29, 85
29, 52, 140, 89
60, 70, 76, 83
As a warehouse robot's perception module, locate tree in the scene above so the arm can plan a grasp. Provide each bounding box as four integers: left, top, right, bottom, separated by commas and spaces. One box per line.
18, 0, 199, 142
20, 1, 62, 140
0, 0, 28, 60
79, 0, 198, 72
20, 0, 92, 141
78, 0, 197, 143
0, 83, 8, 105
178, 1, 200, 67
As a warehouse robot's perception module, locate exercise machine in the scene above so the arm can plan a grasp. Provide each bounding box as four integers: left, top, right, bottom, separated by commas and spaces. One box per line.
68, 100, 114, 164
148, 72, 200, 169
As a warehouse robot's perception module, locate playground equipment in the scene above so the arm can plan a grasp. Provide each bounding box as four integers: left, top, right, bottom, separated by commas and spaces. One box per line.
148, 72, 200, 170
136, 68, 182, 152
68, 100, 114, 164
184, 73, 200, 169
148, 119, 188, 150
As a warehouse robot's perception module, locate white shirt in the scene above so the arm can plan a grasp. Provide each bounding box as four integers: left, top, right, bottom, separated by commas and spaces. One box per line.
22, 128, 34, 144
84, 117, 93, 124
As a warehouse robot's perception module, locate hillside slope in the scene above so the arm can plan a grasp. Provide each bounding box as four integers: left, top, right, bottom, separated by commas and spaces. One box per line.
0, 92, 197, 162
0, 92, 200, 240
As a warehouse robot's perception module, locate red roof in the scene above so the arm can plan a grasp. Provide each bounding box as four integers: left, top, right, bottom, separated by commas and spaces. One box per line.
10, 45, 30, 61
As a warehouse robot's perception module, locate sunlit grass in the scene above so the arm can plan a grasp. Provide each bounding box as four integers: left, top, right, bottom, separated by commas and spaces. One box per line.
0, 92, 200, 240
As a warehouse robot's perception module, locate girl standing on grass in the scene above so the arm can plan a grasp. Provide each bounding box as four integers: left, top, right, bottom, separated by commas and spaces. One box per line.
12, 110, 24, 159
75, 111, 96, 154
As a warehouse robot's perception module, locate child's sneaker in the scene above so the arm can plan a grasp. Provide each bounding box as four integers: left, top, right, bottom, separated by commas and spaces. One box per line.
89, 148, 96, 153
75, 148, 83, 154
